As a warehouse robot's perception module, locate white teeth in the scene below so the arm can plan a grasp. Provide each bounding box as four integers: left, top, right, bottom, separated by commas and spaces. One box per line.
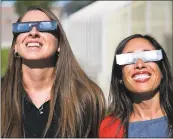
133, 74, 150, 80
27, 42, 40, 47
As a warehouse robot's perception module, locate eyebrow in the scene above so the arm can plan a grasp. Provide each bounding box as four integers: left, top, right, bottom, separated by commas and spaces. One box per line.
126, 50, 151, 53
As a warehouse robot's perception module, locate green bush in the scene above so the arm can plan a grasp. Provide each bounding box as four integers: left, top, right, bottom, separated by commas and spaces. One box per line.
1, 48, 10, 76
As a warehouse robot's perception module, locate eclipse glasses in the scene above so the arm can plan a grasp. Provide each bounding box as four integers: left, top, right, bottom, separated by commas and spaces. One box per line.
116, 50, 163, 65
12, 20, 57, 34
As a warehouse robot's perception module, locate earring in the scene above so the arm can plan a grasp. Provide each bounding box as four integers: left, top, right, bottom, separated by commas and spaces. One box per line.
161, 75, 163, 80
14, 52, 21, 58
119, 80, 123, 84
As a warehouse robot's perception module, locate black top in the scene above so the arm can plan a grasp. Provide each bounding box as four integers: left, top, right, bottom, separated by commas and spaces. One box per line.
23, 95, 58, 138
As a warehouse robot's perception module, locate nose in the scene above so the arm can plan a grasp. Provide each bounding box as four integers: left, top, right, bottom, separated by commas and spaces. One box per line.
28, 27, 40, 37
134, 58, 146, 69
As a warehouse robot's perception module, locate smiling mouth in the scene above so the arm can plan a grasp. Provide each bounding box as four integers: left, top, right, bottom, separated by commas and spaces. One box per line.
132, 73, 151, 82
26, 42, 42, 47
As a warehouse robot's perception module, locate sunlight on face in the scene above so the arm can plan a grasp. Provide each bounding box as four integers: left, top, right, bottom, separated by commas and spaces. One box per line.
122, 38, 162, 94
15, 10, 58, 61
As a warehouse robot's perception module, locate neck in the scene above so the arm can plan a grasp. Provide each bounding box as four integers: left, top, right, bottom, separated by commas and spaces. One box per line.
22, 63, 55, 108
130, 92, 165, 122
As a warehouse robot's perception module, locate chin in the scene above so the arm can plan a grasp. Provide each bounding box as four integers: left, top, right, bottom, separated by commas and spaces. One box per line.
22, 57, 46, 61
131, 87, 159, 97
134, 90, 153, 94
24, 57, 41, 60
134, 86, 154, 92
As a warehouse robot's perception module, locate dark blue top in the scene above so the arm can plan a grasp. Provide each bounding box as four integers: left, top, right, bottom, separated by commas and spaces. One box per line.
23, 94, 59, 138
128, 116, 168, 138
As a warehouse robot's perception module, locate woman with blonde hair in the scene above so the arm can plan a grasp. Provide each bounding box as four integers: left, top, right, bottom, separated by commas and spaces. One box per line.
1, 7, 105, 138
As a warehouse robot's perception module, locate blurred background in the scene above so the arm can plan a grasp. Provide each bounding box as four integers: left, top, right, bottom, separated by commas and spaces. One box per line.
1, 1, 172, 102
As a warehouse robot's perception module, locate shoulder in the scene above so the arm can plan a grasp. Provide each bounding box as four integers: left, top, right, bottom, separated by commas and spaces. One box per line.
99, 116, 124, 138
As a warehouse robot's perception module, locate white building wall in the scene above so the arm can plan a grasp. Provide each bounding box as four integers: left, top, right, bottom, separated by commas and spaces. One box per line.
62, 1, 172, 103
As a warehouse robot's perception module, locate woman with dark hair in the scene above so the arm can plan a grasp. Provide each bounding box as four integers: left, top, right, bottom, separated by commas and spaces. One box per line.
99, 34, 173, 138
1, 7, 106, 138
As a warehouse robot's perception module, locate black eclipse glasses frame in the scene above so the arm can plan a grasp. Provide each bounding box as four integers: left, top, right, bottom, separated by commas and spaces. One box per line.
12, 20, 58, 34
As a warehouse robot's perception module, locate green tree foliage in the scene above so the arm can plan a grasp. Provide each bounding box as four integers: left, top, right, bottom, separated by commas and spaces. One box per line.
1, 48, 9, 76
14, 1, 55, 16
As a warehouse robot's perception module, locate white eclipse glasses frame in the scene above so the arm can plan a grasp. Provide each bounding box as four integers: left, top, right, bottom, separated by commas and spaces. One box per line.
116, 49, 163, 65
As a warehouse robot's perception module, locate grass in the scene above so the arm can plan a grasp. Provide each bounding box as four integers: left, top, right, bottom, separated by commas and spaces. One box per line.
1, 48, 10, 76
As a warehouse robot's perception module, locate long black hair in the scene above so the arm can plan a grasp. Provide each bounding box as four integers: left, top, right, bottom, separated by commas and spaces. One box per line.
108, 34, 173, 137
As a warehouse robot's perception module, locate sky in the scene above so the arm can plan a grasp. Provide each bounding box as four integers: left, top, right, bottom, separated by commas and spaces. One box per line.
1, 1, 15, 6
1, 1, 71, 7
56, 1, 71, 7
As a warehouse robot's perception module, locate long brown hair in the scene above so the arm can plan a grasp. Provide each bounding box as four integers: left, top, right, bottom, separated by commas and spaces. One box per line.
1, 7, 106, 138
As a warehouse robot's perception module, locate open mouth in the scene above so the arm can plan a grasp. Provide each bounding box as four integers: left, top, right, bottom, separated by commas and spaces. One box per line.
132, 72, 151, 82
26, 42, 43, 48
